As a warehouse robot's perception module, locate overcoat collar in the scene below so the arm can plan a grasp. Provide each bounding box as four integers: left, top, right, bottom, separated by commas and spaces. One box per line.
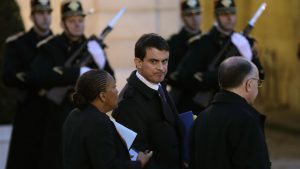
127, 70, 159, 100
212, 90, 266, 129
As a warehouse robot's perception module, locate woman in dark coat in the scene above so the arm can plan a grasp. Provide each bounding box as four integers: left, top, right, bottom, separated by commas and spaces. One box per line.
63, 70, 152, 169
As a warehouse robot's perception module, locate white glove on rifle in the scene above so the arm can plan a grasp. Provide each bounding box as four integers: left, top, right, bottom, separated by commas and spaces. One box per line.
231, 32, 253, 61
80, 66, 91, 76
87, 40, 106, 69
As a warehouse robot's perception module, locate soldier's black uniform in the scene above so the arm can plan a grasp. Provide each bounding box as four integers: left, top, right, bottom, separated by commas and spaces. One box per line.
32, 33, 114, 89
167, 28, 201, 113
30, 2, 115, 168
166, 0, 202, 113
3, 28, 55, 169
31, 32, 115, 169
167, 28, 201, 85
176, 0, 265, 115
177, 26, 265, 115
3, 29, 52, 87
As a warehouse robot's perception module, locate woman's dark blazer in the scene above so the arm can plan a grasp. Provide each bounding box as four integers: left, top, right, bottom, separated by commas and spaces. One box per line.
63, 105, 141, 169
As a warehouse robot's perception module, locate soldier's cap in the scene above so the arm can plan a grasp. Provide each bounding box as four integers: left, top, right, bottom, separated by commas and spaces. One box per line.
31, 0, 52, 13
181, 0, 201, 15
214, 0, 236, 15
61, 0, 86, 20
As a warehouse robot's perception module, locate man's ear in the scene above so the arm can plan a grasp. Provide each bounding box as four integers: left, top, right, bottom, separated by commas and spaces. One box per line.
245, 79, 252, 93
134, 58, 142, 69
98, 92, 106, 102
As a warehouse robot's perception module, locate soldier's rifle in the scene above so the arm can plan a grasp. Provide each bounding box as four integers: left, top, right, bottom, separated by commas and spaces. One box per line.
207, 2, 267, 71
192, 2, 267, 108
65, 7, 126, 67
46, 8, 126, 105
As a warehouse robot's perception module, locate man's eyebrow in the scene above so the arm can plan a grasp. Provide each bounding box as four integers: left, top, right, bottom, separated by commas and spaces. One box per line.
149, 57, 168, 61
149, 58, 159, 61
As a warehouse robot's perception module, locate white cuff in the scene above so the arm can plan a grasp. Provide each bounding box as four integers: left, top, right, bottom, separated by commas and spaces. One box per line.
231, 32, 253, 60
87, 40, 107, 69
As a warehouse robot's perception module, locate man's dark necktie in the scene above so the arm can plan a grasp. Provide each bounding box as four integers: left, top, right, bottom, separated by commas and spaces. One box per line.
157, 85, 176, 125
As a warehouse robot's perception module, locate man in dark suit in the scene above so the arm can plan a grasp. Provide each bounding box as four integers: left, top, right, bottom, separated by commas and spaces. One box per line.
2, 1, 53, 169
112, 33, 183, 169
190, 57, 271, 169
166, 0, 202, 112
176, 0, 265, 114
31, 1, 114, 168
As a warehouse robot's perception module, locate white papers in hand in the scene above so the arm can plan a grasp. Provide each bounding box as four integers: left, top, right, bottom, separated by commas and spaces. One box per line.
129, 148, 138, 161
110, 118, 137, 150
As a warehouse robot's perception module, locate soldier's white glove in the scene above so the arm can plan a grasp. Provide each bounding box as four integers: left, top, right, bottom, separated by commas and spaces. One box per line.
231, 32, 253, 60
80, 66, 91, 76
87, 40, 106, 69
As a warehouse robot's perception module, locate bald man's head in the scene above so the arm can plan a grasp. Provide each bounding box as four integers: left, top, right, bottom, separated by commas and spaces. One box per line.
218, 57, 257, 89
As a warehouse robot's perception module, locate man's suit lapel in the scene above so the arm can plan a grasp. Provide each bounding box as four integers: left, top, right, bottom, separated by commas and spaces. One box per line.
128, 71, 177, 126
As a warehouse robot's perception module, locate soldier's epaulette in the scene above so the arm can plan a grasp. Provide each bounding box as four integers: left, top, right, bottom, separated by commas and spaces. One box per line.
188, 34, 202, 44
37, 35, 55, 48
5, 32, 24, 43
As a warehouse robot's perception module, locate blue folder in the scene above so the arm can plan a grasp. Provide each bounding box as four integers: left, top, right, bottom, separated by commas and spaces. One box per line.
178, 111, 194, 162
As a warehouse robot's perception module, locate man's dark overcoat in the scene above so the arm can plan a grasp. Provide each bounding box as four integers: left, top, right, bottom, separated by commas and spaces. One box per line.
190, 90, 271, 169
113, 71, 183, 169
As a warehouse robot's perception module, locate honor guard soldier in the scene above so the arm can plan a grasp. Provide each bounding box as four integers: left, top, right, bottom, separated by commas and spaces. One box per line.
166, 0, 202, 111
31, 0, 114, 168
2, 1, 53, 169
176, 0, 265, 114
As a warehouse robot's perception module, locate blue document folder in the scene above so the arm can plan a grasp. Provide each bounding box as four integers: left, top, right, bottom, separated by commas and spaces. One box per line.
179, 111, 194, 162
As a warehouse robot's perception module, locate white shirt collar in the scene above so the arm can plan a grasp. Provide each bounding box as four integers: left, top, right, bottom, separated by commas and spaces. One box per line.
136, 71, 159, 91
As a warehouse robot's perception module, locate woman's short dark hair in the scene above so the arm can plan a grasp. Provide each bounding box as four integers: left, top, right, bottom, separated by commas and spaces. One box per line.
72, 70, 110, 110
135, 33, 169, 60
218, 57, 254, 89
